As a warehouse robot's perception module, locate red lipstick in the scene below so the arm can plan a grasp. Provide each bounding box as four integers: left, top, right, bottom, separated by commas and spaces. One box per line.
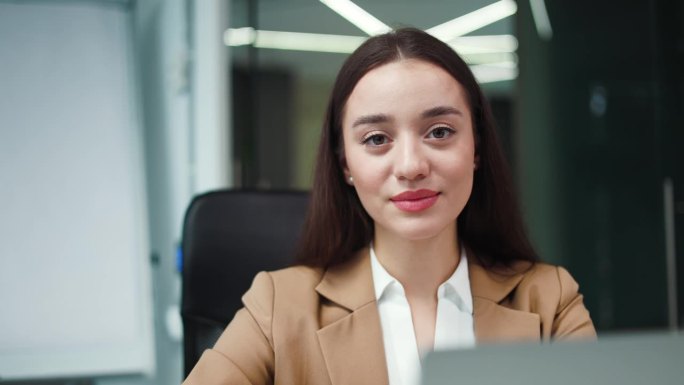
390, 189, 439, 212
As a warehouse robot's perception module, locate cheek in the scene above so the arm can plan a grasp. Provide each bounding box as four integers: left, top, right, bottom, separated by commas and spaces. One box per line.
445, 163, 475, 196
344, 151, 389, 213
342, 141, 362, 175
349, 157, 385, 194
441, 141, 475, 170
439, 146, 476, 194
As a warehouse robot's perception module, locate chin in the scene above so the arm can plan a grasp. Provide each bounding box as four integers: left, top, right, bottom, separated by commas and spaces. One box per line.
390, 221, 454, 242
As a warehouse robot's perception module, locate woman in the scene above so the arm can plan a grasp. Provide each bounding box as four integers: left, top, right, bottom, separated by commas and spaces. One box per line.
184, 28, 595, 385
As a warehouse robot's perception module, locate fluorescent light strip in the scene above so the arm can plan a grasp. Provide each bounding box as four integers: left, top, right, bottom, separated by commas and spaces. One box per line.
450, 34, 518, 54
470, 61, 518, 84
223, 28, 517, 83
224, 28, 367, 54
319, 0, 391, 35
460, 52, 518, 65
427, 0, 518, 42
529, 0, 553, 40
225, 27, 257, 46
226, 29, 518, 58
256, 30, 366, 53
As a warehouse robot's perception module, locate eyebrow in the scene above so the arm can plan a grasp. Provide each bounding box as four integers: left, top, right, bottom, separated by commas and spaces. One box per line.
421, 106, 464, 119
351, 113, 392, 128
350, 106, 463, 129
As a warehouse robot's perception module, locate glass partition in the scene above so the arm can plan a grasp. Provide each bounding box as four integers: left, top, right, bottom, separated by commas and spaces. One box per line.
225, 0, 684, 333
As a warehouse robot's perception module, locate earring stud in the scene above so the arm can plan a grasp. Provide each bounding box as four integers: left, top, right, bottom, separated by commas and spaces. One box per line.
348, 176, 354, 184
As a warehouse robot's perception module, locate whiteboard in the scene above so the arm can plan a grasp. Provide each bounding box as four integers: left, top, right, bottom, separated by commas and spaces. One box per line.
0, 2, 155, 380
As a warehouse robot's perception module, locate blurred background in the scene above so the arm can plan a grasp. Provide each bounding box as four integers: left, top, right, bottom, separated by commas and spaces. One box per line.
0, 0, 682, 384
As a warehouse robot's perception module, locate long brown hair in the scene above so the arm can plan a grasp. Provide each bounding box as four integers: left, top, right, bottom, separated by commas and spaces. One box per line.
295, 28, 538, 268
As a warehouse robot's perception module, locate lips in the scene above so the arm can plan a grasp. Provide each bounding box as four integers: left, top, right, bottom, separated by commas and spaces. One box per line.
390, 189, 440, 212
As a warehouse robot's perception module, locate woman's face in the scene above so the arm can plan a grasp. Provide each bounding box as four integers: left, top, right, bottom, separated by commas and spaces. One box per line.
341, 59, 476, 241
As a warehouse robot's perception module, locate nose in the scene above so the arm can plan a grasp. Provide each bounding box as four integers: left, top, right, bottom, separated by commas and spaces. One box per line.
393, 136, 429, 181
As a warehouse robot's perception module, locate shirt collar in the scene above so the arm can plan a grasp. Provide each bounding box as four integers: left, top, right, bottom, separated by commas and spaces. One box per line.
370, 244, 399, 300
369, 243, 473, 314
440, 248, 473, 314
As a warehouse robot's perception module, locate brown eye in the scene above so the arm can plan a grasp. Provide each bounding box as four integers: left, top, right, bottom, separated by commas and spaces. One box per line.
427, 126, 454, 139
363, 134, 389, 146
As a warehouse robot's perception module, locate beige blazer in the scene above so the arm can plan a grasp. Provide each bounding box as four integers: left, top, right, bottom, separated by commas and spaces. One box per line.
184, 248, 596, 385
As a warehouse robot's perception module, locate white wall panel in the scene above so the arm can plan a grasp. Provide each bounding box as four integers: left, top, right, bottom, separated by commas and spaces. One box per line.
0, 2, 154, 380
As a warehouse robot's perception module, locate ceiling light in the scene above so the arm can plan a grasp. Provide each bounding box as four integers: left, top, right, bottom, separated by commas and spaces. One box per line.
319, 0, 391, 35
224, 29, 519, 62
224, 29, 367, 54
427, 0, 518, 41
450, 34, 518, 54
225, 27, 256, 46
470, 61, 518, 84
529, 0, 553, 40
460, 52, 518, 65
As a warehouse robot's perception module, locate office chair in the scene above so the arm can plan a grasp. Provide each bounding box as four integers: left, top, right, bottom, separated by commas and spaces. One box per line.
180, 189, 309, 377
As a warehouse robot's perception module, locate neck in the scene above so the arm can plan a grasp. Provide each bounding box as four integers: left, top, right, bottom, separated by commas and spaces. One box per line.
373, 224, 460, 298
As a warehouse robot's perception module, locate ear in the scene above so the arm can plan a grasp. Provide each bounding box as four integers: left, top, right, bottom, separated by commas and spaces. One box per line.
340, 156, 353, 185
473, 132, 480, 170
343, 169, 352, 183
338, 152, 355, 185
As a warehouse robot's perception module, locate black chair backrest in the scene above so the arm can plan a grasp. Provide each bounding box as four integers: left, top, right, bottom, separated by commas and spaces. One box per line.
180, 189, 309, 377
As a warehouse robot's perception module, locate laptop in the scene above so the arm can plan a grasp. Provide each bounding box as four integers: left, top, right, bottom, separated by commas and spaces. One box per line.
422, 332, 683, 385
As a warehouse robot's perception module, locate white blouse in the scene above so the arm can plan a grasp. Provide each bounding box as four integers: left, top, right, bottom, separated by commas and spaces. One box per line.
370, 245, 475, 385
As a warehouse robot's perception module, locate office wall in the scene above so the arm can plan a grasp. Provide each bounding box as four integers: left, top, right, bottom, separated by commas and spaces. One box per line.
516, 0, 684, 331
121, 0, 188, 383
0, 1, 154, 380
0, 0, 231, 383
115, 0, 231, 384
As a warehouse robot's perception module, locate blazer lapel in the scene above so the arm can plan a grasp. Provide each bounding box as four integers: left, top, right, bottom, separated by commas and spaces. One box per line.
312, 250, 541, 384
315, 249, 389, 385
468, 257, 541, 342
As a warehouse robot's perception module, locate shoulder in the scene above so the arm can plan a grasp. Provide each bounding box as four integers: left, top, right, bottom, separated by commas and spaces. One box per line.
241, 265, 325, 315
473, 258, 586, 317
240, 265, 341, 359
470, 258, 573, 303
515, 263, 581, 306
243, 264, 325, 295
517, 262, 577, 290
504, 262, 596, 339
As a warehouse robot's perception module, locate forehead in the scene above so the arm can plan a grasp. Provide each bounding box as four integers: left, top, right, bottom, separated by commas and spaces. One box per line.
343, 59, 470, 124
